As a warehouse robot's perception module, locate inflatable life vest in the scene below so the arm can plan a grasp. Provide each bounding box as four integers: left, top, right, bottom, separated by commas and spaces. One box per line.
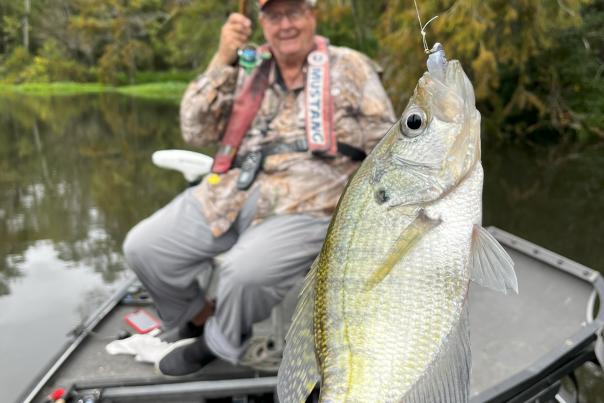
212, 36, 335, 174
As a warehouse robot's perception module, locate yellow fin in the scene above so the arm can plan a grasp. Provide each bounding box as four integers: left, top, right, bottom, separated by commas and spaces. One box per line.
365, 211, 440, 291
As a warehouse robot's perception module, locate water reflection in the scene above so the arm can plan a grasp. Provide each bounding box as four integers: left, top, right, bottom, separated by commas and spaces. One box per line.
483, 140, 604, 274
0, 93, 196, 401
0, 240, 122, 402
0, 94, 190, 297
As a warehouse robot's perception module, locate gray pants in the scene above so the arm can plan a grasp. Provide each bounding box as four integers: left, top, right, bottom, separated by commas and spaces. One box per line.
122, 187, 329, 363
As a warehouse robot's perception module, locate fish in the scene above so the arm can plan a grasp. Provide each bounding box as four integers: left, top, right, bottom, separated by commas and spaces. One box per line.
276, 43, 518, 403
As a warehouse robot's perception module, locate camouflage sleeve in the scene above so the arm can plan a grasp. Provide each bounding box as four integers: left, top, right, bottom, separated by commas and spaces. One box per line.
179, 58, 240, 147
357, 57, 397, 153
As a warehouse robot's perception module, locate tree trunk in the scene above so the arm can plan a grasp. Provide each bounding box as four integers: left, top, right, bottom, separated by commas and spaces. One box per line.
22, 0, 30, 52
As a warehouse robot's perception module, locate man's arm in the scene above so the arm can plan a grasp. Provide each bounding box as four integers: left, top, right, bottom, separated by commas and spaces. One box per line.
179, 13, 252, 148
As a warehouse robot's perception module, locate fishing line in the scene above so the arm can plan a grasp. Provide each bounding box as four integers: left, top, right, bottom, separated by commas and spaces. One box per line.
412, 0, 439, 54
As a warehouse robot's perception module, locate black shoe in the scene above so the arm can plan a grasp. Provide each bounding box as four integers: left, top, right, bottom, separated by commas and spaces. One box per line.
160, 321, 204, 343
156, 336, 216, 377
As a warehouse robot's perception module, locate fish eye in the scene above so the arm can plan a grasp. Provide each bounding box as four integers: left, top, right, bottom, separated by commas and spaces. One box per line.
400, 108, 427, 138
407, 114, 422, 130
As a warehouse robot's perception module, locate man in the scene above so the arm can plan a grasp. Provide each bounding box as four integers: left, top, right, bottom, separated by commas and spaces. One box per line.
123, 0, 395, 376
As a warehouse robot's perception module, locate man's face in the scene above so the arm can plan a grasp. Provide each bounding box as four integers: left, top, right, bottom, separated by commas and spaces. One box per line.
259, 0, 317, 61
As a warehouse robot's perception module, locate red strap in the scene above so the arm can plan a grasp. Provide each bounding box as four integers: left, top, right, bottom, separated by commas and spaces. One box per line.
212, 56, 271, 173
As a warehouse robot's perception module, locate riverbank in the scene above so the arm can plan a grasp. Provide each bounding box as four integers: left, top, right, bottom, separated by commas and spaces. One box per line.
0, 81, 188, 103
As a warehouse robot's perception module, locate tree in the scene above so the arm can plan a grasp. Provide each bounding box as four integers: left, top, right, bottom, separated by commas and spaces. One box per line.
376, 0, 596, 142
0, 0, 601, 142
163, 0, 240, 71
70, 0, 164, 83
0, 0, 23, 55
22, 0, 30, 51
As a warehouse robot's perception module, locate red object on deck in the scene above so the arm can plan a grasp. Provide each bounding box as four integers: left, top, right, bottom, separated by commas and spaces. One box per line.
124, 308, 161, 334
50, 387, 65, 400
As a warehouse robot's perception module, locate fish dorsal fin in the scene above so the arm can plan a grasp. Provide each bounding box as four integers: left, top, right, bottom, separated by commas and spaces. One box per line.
277, 259, 320, 403
366, 210, 441, 291
470, 225, 518, 294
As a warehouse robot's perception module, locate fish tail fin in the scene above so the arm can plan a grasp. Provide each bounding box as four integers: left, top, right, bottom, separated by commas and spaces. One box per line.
277, 259, 320, 403
470, 225, 518, 294
403, 303, 471, 403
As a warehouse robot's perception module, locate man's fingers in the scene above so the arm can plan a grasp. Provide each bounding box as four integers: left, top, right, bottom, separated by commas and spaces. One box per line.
216, 12, 252, 65
230, 24, 252, 38
224, 13, 252, 39
223, 31, 249, 48
227, 12, 252, 28
232, 33, 250, 45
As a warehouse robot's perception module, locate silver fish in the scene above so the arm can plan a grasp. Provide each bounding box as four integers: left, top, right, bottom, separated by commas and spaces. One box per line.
277, 44, 518, 403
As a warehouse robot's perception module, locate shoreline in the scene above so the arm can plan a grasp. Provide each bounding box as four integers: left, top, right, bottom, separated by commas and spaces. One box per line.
0, 81, 189, 103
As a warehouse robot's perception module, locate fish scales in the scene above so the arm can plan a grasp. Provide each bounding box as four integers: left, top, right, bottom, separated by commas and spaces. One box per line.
317, 160, 478, 402
277, 49, 518, 403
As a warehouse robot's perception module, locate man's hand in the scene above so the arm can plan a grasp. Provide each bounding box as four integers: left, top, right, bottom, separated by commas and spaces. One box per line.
215, 13, 252, 66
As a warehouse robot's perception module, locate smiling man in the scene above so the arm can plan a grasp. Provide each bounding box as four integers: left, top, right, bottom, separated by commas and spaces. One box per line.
123, 0, 396, 377
258, 0, 317, 86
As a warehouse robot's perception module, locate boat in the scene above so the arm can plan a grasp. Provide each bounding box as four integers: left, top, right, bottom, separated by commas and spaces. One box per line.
19, 151, 604, 402
18, 226, 604, 403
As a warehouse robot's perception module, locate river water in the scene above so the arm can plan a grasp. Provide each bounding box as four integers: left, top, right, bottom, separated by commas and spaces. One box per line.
0, 94, 602, 402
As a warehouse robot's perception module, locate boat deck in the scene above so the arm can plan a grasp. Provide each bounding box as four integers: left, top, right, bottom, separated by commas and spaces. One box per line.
25, 228, 604, 403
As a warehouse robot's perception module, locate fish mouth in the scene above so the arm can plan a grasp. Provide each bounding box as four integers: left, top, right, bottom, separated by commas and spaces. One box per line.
393, 155, 441, 171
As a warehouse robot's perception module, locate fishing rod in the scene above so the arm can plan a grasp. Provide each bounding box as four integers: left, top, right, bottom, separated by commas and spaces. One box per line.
239, 0, 248, 17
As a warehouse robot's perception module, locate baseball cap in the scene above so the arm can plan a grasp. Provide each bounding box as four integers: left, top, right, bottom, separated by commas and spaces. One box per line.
258, 0, 316, 10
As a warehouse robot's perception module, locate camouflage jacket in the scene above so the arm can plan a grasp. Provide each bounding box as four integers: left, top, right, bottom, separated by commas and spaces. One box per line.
180, 43, 396, 237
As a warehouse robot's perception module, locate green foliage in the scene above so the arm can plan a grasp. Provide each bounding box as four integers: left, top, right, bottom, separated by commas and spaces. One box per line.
99, 39, 153, 84
0, 81, 185, 103
0, 82, 108, 95
0, 47, 33, 83
127, 70, 196, 84
163, 0, 239, 71
316, 0, 382, 58
0, 40, 96, 83
0, 15, 21, 53
116, 81, 187, 103
73, 0, 160, 84
38, 39, 96, 82
539, 1, 604, 142
375, 0, 601, 143
0, 0, 602, 143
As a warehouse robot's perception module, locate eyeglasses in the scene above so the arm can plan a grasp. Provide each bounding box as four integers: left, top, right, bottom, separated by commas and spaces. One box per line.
261, 6, 308, 24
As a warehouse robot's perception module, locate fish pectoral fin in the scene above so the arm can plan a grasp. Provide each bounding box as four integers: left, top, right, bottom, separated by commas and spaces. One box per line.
277, 259, 320, 403
470, 225, 518, 294
366, 211, 441, 291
